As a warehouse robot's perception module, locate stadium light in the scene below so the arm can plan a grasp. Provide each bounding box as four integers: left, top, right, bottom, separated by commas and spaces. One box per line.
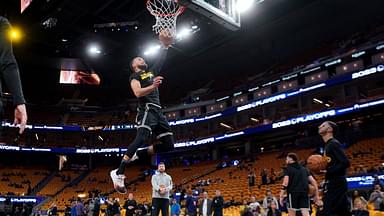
176, 28, 192, 40
144, 44, 161, 56
88, 44, 101, 56
8, 27, 22, 42
236, 0, 254, 13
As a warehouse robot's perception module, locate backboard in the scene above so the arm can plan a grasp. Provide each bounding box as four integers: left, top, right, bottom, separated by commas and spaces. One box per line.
180, 0, 241, 31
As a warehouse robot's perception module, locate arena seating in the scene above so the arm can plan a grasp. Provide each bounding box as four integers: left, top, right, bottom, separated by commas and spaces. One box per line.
0, 167, 49, 196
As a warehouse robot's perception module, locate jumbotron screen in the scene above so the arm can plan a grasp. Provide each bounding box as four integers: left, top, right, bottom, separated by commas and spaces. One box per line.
59, 70, 101, 85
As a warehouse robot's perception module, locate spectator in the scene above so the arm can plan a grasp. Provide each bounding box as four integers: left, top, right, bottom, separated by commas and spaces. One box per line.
92, 198, 100, 216
48, 203, 58, 216
369, 183, 384, 211
124, 193, 137, 216
350, 190, 367, 209
65, 205, 71, 216
266, 200, 282, 216
239, 199, 252, 216
151, 162, 173, 216
76, 199, 85, 216
112, 198, 121, 216
262, 189, 279, 209
170, 198, 181, 216
185, 190, 198, 216
248, 171, 256, 187
212, 190, 224, 216
106, 198, 114, 216
351, 198, 369, 216
71, 201, 78, 216
261, 169, 268, 185
248, 196, 261, 215
198, 191, 212, 216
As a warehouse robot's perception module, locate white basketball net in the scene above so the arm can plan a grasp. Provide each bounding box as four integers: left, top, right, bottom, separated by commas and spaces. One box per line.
146, 0, 185, 38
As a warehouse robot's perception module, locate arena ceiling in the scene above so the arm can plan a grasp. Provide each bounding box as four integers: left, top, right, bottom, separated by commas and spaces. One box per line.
3, 0, 384, 107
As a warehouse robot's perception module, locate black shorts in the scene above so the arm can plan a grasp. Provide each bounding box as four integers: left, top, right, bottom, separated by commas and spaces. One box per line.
288, 192, 309, 210
136, 103, 172, 138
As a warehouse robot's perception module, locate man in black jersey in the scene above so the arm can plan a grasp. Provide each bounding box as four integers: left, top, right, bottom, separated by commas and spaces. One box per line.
110, 35, 175, 194
0, 15, 27, 135
279, 153, 319, 216
317, 121, 351, 216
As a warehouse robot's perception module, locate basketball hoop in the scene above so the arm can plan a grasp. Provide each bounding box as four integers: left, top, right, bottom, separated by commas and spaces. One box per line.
146, 0, 185, 38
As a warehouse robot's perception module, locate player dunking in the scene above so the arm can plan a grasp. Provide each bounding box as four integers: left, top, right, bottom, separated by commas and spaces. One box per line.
110, 32, 175, 194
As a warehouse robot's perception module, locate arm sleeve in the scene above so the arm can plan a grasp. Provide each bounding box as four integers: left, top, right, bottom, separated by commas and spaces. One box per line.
149, 48, 168, 75
326, 143, 350, 176
167, 175, 173, 191
151, 175, 160, 191
283, 168, 288, 176
1, 62, 26, 106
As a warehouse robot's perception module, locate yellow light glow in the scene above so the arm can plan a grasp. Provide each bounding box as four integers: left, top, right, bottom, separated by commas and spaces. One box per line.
8, 27, 22, 42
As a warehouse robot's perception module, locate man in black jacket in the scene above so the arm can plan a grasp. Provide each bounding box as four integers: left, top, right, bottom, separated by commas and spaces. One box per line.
212, 190, 224, 216
317, 121, 351, 216
124, 193, 137, 216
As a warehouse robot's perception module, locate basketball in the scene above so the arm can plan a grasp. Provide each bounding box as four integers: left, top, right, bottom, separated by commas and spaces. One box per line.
307, 155, 327, 174
159, 29, 174, 48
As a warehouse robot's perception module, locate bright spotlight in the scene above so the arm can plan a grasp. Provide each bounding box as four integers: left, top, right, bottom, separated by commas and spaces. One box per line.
176, 28, 192, 40
237, 0, 254, 12
144, 44, 161, 56
88, 44, 101, 56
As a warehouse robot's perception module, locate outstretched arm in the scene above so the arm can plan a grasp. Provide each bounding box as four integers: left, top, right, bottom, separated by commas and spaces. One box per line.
150, 47, 168, 75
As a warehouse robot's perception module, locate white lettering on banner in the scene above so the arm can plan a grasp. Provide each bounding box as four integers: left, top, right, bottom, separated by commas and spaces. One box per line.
10, 198, 37, 203
195, 113, 222, 122
237, 94, 287, 112
174, 137, 215, 148
272, 110, 336, 128
31, 148, 51, 152
216, 131, 244, 140
169, 118, 195, 126
34, 126, 63, 130
352, 65, 384, 79
325, 59, 341, 67
0, 145, 20, 151
76, 148, 120, 154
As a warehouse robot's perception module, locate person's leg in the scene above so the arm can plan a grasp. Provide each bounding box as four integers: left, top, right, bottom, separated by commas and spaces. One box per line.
116, 127, 151, 175
288, 193, 297, 216
158, 199, 169, 216
299, 193, 310, 216
152, 112, 175, 154
151, 198, 161, 216
111, 108, 154, 194
322, 179, 350, 216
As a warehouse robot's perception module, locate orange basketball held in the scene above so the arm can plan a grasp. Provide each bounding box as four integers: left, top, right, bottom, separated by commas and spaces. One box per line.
307, 154, 327, 174
159, 29, 174, 48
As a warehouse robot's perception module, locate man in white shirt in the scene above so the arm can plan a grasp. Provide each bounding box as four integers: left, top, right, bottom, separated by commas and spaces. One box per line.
199, 192, 212, 216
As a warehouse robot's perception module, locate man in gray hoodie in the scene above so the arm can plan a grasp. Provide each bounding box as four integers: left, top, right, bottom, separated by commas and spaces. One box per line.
151, 162, 173, 216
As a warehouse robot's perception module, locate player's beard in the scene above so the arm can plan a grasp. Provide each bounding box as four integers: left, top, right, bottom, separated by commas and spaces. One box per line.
138, 64, 148, 70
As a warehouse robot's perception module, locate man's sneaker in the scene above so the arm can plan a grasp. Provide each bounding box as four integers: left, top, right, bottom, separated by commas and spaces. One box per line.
110, 169, 127, 194
130, 152, 139, 162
